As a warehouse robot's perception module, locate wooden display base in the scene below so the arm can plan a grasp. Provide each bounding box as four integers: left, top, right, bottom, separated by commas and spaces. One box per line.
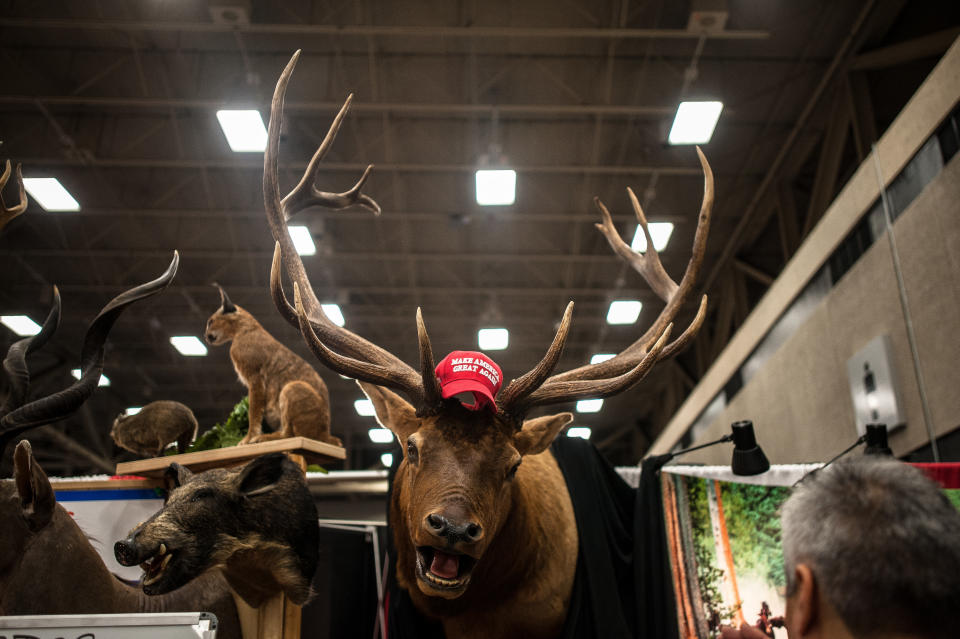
113, 436, 346, 478
232, 591, 301, 639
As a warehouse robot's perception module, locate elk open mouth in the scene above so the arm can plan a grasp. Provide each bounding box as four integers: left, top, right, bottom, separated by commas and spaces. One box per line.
415, 546, 476, 591
139, 543, 174, 587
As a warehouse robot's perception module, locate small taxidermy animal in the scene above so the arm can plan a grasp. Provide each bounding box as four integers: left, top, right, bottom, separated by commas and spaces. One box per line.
111, 400, 198, 458
205, 284, 342, 447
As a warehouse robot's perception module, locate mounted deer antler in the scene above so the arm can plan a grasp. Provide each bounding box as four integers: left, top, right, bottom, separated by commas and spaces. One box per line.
0, 252, 180, 458
498, 147, 713, 418
265, 50, 442, 415
0, 159, 28, 232
265, 50, 712, 425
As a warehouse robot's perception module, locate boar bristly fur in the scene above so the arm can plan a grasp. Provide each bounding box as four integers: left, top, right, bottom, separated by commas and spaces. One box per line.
111, 400, 198, 458
205, 285, 341, 447
0, 441, 240, 638
114, 453, 319, 608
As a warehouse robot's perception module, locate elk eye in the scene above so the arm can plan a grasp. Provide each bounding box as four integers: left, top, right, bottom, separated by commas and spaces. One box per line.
506, 460, 521, 480
406, 438, 419, 464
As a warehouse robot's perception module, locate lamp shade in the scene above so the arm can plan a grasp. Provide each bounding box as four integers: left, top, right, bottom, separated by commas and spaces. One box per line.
730, 420, 770, 476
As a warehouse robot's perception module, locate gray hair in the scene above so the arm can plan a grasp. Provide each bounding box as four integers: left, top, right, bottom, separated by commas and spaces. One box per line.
782, 456, 960, 638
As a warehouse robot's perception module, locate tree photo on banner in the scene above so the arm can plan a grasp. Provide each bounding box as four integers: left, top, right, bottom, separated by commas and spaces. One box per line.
662, 466, 960, 639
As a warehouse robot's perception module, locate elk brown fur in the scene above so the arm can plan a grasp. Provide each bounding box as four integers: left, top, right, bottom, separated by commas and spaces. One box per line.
205, 288, 341, 447
364, 383, 578, 638
110, 400, 198, 458
0, 441, 240, 638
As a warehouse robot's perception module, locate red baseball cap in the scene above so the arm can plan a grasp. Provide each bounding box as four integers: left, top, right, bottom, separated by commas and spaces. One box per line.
434, 350, 503, 411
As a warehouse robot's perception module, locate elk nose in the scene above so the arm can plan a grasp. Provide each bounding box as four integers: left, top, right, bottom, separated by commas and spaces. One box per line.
424, 513, 483, 544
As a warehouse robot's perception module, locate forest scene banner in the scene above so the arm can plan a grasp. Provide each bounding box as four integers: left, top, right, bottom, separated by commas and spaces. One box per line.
660, 463, 960, 639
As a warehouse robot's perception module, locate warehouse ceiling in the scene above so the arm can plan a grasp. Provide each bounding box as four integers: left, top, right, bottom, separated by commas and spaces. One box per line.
1, 0, 958, 474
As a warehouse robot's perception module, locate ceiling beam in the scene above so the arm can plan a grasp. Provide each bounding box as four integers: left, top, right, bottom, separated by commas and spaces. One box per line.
17, 156, 712, 177
35, 206, 684, 224
0, 95, 678, 119
0, 18, 770, 41
0, 248, 697, 264
852, 26, 960, 70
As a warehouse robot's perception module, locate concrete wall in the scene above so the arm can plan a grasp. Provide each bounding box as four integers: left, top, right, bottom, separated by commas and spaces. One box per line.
683, 153, 960, 465
650, 36, 960, 462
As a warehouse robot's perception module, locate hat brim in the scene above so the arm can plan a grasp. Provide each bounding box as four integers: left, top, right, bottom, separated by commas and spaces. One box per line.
440, 378, 497, 409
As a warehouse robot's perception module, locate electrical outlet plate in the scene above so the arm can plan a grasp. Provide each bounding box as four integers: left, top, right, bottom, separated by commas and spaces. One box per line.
846, 335, 906, 437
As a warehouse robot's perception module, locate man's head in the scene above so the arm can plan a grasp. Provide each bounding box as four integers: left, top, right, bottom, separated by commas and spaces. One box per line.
781, 457, 960, 639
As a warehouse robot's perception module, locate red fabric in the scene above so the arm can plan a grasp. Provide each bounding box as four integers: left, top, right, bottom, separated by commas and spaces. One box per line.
910, 463, 960, 489
434, 350, 503, 411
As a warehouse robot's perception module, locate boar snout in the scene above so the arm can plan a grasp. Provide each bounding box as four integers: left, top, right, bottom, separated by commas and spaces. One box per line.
115, 534, 148, 566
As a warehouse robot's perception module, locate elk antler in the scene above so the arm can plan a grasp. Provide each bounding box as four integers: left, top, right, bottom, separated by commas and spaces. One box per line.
0, 252, 180, 457
263, 49, 712, 424
264, 51, 442, 414
497, 147, 713, 419
0, 160, 28, 232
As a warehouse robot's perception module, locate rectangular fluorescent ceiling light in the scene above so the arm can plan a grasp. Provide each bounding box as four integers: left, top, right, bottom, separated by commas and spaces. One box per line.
478, 327, 509, 350
322, 303, 345, 327
355, 399, 376, 416
125, 407, 143, 416
71, 368, 110, 387
576, 399, 603, 413
590, 353, 615, 365
216, 109, 268, 152
567, 426, 592, 439
381, 453, 394, 467
668, 101, 723, 145
368, 427, 394, 443
22, 177, 80, 211
606, 300, 643, 325
1, 315, 42, 336
475, 169, 516, 206
288, 225, 316, 256
631, 222, 675, 253
170, 335, 208, 356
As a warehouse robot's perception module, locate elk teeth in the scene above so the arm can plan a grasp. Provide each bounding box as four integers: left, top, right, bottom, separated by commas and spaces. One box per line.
424, 571, 465, 587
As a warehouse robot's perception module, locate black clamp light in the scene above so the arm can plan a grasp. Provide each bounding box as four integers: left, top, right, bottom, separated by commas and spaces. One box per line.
645, 420, 770, 476
797, 423, 892, 485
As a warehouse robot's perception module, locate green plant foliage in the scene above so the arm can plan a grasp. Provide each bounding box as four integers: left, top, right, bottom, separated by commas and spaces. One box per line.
720, 482, 790, 590
946, 489, 960, 512
167, 397, 250, 455
306, 464, 329, 474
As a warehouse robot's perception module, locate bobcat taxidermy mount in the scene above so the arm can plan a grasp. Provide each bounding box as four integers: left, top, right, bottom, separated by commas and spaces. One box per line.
205, 284, 342, 447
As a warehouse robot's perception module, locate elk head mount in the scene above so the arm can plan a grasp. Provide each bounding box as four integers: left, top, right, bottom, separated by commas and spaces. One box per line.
262, 50, 712, 632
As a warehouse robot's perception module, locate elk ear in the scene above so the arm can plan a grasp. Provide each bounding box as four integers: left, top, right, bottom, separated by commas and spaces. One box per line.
237, 453, 287, 497
163, 462, 193, 492
13, 441, 56, 532
513, 412, 574, 457
357, 380, 419, 442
